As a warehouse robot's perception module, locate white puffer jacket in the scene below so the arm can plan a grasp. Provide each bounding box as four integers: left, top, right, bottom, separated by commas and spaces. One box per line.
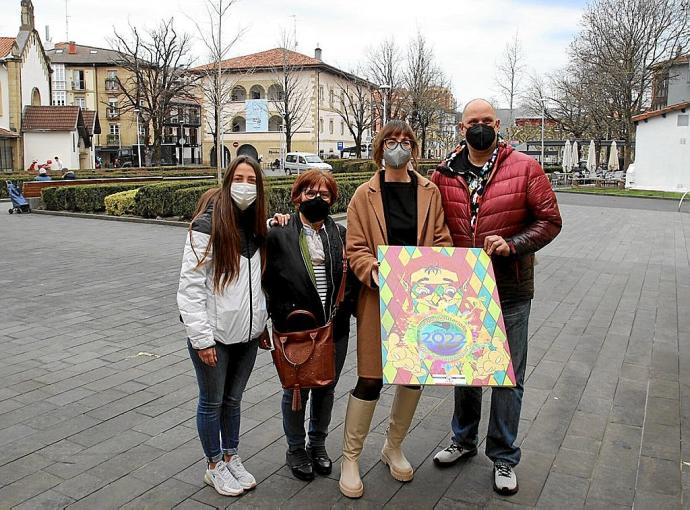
177, 209, 267, 350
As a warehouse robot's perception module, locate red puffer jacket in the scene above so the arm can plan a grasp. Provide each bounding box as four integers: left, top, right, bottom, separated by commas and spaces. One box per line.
431, 144, 562, 305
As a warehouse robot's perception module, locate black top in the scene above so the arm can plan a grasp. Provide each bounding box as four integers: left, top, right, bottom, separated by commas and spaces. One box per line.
380, 171, 418, 246
458, 148, 484, 178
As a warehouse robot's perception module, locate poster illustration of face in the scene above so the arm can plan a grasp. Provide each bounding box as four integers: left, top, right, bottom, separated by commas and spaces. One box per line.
378, 246, 515, 387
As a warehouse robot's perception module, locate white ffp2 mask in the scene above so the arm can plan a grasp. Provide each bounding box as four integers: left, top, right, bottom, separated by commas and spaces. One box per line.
230, 183, 257, 211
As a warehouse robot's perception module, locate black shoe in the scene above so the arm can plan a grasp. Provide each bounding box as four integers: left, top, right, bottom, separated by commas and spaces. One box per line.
286, 448, 314, 481
307, 444, 332, 476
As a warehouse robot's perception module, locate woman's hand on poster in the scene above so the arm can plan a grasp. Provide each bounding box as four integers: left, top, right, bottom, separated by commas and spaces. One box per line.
371, 262, 380, 287
198, 346, 217, 367
270, 213, 291, 227
484, 235, 510, 256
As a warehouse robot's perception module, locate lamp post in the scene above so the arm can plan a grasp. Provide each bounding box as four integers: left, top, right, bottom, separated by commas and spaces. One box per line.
379, 84, 391, 127
133, 108, 142, 167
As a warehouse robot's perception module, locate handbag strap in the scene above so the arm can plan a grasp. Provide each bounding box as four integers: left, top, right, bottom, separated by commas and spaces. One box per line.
329, 248, 347, 320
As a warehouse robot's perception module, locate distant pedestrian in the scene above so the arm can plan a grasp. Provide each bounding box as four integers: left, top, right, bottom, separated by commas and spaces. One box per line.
62, 169, 76, 180
177, 155, 268, 497
431, 98, 562, 495
34, 168, 51, 181
54, 156, 63, 171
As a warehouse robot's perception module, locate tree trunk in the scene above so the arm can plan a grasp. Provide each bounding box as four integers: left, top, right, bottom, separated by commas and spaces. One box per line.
355, 133, 362, 158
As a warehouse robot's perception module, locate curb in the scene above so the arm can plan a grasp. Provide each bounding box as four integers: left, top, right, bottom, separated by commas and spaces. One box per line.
32, 209, 190, 228
555, 189, 682, 202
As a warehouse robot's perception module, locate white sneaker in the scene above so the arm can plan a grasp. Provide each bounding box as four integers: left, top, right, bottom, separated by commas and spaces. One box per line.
226, 455, 256, 490
204, 460, 244, 496
433, 442, 478, 467
493, 462, 518, 495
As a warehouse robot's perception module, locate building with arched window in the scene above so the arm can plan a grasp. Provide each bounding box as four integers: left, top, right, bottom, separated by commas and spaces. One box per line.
194, 47, 376, 166
0, 0, 51, 170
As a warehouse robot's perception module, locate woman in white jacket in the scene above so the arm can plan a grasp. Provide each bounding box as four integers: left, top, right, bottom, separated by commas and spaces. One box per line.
177, 156, 268, 497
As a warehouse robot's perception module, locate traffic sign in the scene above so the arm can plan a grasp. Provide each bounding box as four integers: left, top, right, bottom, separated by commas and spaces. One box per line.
337, 141, 344, 151
232, 141, 239, 148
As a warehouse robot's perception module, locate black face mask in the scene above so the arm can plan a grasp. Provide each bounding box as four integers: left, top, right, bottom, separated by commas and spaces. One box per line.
299, 196, 330, 223
465, 123, 497, 151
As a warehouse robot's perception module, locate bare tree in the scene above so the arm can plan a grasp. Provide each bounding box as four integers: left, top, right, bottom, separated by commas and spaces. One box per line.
110, 19, 200, 166
404, 33, 447, 156
189, 0, 244, 183
270, 32, 311, 153
333, 72, 374, 158
365, 38, 405, 123
571, 0, 690, 167
496, 32, 525, 141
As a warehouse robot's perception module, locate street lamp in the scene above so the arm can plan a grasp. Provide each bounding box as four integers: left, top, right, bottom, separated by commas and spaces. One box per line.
133, 108, 142, 168
379, 84, 391, 127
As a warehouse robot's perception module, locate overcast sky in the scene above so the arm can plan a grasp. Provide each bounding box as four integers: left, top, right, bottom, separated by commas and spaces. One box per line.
1, 0, 587, 108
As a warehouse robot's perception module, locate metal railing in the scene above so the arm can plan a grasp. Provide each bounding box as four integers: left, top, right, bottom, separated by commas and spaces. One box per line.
72, 80, 86, 91
106, 134, 120, 145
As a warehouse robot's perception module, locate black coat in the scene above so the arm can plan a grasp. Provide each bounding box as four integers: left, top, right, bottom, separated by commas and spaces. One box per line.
264, 214, 357, 343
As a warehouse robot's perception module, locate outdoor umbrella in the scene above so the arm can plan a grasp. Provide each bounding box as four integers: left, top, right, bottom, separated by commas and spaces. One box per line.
562, 140, 572, 172
571, 140, 580, 171
608, 141, 619, 171
587, 140, 597, 173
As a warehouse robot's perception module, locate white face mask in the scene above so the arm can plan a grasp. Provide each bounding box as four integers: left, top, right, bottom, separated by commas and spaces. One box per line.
230, 183, 257, 211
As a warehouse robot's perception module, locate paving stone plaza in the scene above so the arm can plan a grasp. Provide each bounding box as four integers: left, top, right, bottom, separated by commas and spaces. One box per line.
1, 193, 688, 509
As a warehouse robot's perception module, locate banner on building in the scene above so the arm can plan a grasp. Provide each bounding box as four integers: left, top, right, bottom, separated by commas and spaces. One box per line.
245, 99, 268, 132
378, 246, 515, 387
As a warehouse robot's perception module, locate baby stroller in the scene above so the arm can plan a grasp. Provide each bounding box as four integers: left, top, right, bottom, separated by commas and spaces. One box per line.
6, 181, 31, 214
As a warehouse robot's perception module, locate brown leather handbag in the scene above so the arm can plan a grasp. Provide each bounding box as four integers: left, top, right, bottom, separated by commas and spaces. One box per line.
271, 253, 347, 411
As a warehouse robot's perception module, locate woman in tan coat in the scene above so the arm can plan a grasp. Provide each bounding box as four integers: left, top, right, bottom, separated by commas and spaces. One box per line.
340, 120, 452, 498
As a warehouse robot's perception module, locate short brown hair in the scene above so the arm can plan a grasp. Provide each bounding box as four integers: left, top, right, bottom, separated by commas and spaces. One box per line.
290, 169, 339, 207
373, 120, 420, 168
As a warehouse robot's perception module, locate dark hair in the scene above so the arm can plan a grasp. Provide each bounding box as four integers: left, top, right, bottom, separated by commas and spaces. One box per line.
290, 169, 339, 207
191, 155, 267, 293
373, 120, 420, 168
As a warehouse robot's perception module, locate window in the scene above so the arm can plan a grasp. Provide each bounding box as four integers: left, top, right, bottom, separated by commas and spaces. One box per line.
72, 70, 85, 91
329, 89, 334, 107
299, 156, 306, 164
107, 98, 118, 118
74, 96, 86, 109
269, 115, 283, 132
52, 90, 66, 106
249, 85, 265, 100
73, 133, 76, 152
340, 121, 344, 136
268, 84, 284, 101
319, 118, 323, 133
329, 119, 333, 135
679, 114, 689, 127
53, 64, 66, 90
109, 123, 120, 135
105, 70, 118, 91
231, 86, 246, 102
231, 116, 246, 132
138, 122, 146, 137
319, 86, 324, 101
286, 155, 296, 163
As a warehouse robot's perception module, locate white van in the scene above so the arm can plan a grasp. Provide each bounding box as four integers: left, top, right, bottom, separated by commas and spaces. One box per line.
284, 152, 333, 175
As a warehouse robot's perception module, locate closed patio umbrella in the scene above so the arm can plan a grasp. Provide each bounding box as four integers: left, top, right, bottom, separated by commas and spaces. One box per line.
571, 140, 579, 171
608, 141, 619, 171
587, 140, 597, 173
562, 140, 572, 172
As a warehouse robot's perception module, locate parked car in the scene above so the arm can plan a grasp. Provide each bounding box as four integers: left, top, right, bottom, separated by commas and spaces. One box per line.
284, 152, 332, 175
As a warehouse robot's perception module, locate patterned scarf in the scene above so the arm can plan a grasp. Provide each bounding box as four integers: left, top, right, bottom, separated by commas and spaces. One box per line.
440, 143, 501, 230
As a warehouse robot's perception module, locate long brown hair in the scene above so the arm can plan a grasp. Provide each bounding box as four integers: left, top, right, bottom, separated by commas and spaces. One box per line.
373, 120, 420, 169
190, 156, 267, 293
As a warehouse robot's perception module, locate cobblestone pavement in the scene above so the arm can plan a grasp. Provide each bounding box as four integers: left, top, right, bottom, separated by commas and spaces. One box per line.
1, 194, 689, 509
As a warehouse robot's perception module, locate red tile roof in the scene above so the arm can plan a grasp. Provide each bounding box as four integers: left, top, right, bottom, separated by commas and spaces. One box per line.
0, 127, 19, 138
23, 106, 81, 132
81, 110, 101, 136
0, 37, 16, 58
194, 48, 322, 71
632, 101, 690, 122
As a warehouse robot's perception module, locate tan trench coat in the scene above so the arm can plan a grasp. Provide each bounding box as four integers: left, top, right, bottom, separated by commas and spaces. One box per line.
346, 171, 452, 378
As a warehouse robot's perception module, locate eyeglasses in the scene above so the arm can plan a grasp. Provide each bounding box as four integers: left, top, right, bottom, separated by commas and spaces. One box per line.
303, 189, 332, 201
384, 139, 413, 151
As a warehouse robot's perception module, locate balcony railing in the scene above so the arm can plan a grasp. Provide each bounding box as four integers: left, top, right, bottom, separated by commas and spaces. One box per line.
106, 109, 120, 119
106, 134, 120, 145
105, 78, 119, 91
72, 80, 86, 91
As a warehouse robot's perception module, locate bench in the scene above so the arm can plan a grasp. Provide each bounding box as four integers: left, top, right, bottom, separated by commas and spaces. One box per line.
21, 175, 215, 198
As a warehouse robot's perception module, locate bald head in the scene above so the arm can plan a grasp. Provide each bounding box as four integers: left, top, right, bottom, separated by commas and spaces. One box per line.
462, 98, 497, 122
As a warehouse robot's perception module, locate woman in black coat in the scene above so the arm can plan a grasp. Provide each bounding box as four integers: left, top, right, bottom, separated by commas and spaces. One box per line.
264, 169, 354, 482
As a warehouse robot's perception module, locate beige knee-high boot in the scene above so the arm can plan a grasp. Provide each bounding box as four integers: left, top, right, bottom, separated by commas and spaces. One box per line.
381, 386, 422, 482
339, 394, 377, 498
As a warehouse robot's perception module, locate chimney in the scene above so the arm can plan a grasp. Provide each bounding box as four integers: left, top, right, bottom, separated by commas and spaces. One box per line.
44, 25, 53, 50
68, 41, 77, 54
20, 0, 35, 32
314, 44, 322, 61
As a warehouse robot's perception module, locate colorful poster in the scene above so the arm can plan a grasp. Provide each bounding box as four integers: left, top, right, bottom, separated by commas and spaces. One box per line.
245, 99, 268, 132
378, 246, 515, 387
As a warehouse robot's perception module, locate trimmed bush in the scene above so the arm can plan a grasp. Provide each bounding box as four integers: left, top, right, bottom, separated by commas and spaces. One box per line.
172, 185, 218, 220
134, 180, 216, 218
42, 183, 142, 212
105, 189, 139, 216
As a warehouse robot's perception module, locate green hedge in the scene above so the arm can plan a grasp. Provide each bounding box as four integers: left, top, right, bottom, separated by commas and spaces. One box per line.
172, 186, 218, 220
104, 189, 139, 216
42, 183, 142, 212
134, 180, 216, 218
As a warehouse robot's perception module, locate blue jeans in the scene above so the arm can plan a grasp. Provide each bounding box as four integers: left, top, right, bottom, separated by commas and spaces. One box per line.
188, 339, 259, 463
451, 300, 531, 466
281, 333, 348, 451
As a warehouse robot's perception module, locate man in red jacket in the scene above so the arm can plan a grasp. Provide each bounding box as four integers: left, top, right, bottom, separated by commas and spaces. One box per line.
431, 99, 562, 495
